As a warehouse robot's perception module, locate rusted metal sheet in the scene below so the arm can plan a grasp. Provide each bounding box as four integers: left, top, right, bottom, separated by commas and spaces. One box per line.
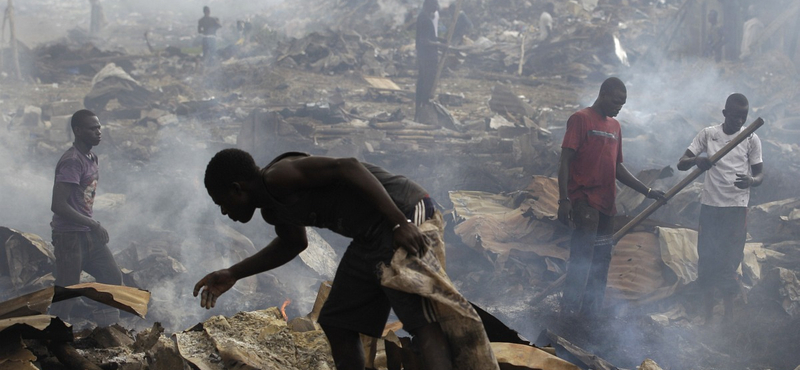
54, 283, 150, 318
491, 342, 580, 370
0, 337, 38, 370
0, 315, 72, 342
0, 283, 150, 322
451, 176, 568, 267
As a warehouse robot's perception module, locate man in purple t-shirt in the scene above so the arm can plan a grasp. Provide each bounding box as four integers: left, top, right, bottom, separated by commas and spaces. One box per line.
50, 109, 122, 324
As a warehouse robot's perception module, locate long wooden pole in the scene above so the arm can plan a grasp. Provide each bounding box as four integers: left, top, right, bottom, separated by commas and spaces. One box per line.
7, 0, 21, 80
612, 117, 765, 242
529, 117, 765, 308
431, 0, 463, 98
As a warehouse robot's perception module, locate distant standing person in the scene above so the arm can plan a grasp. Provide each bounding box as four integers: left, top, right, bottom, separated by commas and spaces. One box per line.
677, 93, 763, 323
50, 109, 122, 325
739, 5, 763, 60
89, 0, 106, 35
198, 6, 222, 63
557, 77, 664, 318
538, 3, 555, 42
705, 10, 725, 62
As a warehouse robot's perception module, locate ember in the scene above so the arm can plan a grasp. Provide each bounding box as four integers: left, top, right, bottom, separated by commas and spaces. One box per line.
281, 298, 292, 321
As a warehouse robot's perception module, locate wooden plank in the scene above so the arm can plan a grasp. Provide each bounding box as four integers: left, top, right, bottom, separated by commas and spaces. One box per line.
363, 76, 401, 91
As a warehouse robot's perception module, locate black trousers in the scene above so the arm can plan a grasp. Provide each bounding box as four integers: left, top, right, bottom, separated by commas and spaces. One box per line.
696, 205, 747, 297
562, 200, 614, 316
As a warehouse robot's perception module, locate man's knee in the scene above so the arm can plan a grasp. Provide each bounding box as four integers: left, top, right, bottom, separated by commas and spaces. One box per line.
321, 324, 360, 345
320, 324, 365, 370
409, 322, 453, 370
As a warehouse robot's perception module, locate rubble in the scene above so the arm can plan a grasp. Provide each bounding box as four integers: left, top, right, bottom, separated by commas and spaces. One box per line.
2, 0, 800, 368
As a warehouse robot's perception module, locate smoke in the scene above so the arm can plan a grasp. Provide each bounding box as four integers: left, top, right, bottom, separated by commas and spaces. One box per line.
0, 117, 57, 238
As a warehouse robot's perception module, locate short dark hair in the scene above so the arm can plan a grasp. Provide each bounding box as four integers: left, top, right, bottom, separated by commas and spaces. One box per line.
726, 93, 749, 109
71, 109, 96, 130
600, 77, 626, 95
204, 148, 261, 197
423, 0, 438, 12
203, 6, 210, 13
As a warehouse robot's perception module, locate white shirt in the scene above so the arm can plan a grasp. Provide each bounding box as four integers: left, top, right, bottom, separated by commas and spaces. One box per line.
739, 17, 764, 60
433, 10, 439, 38
539, 12, 553, 41
688, 124, 762, 207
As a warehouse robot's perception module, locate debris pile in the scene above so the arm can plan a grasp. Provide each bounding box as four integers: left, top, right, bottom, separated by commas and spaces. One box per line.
2, 0, 800, 368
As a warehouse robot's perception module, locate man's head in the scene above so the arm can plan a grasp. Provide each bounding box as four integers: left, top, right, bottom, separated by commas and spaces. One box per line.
203, 6, 210, 16
204, 149, 261, 223
595, 77, 627, 118
71, 109, 101, 147
422, 0, 439, 14
722, 93, 749, 134
708, 9, 718, 25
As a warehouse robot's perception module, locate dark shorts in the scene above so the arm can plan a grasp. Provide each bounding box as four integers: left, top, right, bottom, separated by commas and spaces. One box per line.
50, 230, 122, 322
318, 197, 436, 338
696, 205, 748, 296
52, 231, 122, 287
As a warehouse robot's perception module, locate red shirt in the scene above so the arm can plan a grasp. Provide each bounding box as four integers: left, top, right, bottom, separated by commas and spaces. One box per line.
561, 107, 623, 215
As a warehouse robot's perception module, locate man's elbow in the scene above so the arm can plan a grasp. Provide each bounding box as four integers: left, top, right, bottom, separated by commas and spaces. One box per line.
336, 157, 364, 173
288, 240, 308, 255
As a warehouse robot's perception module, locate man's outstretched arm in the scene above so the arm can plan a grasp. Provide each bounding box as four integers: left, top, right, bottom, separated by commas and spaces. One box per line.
616, 163, 665, 200
193, 223, 306, 309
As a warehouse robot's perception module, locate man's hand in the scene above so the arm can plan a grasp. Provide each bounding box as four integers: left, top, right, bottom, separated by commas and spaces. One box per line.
646, 189, 666, 201
557, 201, 572, 226
695, 157, 713, 171
193, 269, 236, 309
90, 221, 110, 244
392, 222, 430, 256
734, 173, 753, 189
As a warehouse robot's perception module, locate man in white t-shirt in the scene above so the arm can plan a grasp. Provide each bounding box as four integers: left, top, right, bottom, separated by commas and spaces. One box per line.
677, 93, 764, 323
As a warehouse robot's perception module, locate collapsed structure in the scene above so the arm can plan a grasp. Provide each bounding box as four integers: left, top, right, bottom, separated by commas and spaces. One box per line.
2, 0, 800, 369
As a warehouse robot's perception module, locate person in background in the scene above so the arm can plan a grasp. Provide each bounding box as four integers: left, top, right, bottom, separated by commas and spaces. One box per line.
538, 2, 555, 42
89, 0, 106, 35
705, 9, 725, 62
415, 0, 453, 122
557, 77, 665, 319
739, 5, 763, 60
198, 6, 222, 63
49, 109, 122, 325
677, 93, 763, 324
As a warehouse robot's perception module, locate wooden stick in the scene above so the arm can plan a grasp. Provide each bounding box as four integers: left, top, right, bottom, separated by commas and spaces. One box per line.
531, 118, 765, 305
48, 341, 104, 370
0, 7, 6, 73
612, 117, 765, 242
517, 34, 525, 76
7, 0, 21, 79
431, 0, 463, 98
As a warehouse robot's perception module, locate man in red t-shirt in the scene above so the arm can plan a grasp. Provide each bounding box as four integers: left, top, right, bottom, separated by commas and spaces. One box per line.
557, 77, 664, 318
